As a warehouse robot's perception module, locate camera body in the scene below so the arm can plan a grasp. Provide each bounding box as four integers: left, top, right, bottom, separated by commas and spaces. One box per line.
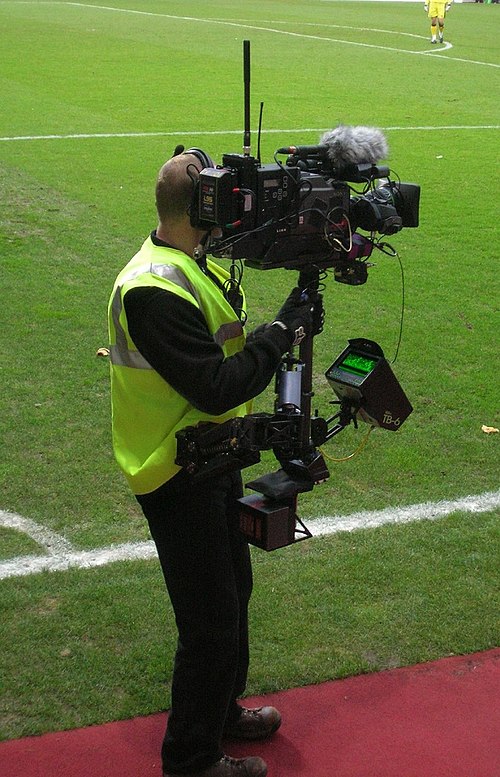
192, 149, 420, 280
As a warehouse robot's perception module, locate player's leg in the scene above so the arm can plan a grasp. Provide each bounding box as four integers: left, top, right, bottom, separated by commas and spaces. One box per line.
438, 15, 445, 43
430, 15, 438, 43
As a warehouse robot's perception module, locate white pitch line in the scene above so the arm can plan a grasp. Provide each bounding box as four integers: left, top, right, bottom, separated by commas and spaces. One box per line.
0, 539, 158, 581
57, 3, 499, 68
0, 510, 73, 554
309, 489, 500, 536
1, 490, 499, 581
0, 125, 498, 143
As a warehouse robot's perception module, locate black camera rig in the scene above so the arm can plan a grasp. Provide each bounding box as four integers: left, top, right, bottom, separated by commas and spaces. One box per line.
176, 42, 418, 551
176, 335, 413, 551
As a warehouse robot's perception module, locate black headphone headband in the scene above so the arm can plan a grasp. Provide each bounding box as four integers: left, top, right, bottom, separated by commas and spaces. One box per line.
184, 147, 215, 171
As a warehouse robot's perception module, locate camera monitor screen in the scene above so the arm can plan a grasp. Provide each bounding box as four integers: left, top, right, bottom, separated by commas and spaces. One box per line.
337, 353, 378, 378
326, 350, 380, 388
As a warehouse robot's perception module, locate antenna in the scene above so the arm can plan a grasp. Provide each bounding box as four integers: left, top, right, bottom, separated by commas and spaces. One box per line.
257, 101, 264, 164
243, 40, 251, 156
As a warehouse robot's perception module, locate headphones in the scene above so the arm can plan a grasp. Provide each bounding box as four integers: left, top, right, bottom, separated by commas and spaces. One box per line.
171, 144, 214, 172
171, 144, 215, 228
184, 146, 215, 171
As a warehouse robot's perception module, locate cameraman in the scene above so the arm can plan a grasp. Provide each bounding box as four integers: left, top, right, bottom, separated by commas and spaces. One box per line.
108, 148, 321, 777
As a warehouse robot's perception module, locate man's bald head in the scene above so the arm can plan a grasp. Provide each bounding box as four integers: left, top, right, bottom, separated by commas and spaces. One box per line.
155, 153, 201, 226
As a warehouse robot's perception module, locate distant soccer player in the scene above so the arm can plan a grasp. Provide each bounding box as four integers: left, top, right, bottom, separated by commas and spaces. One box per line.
424, 1, 452, 44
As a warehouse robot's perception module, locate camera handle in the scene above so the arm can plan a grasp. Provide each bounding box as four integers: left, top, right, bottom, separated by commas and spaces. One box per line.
297, 267, 322, 451
273, 266, 320, 452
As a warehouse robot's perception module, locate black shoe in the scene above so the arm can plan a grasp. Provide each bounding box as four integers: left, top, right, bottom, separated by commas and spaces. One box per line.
223, 706, 282, 741
163, 755, 267, 776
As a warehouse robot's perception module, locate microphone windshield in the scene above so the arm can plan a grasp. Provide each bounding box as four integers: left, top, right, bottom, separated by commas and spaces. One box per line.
320, 125, 389, 168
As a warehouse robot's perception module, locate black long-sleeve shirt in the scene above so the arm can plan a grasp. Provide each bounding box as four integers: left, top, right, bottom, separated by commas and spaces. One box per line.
123, 267, 292, 417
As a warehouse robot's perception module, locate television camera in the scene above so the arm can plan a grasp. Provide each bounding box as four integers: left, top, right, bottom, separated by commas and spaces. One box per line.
175, 41, 419, 551
192, 128, 420, 284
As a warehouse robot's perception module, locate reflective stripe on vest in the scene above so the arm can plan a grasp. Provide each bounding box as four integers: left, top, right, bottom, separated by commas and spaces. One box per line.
110, 262, 237, 368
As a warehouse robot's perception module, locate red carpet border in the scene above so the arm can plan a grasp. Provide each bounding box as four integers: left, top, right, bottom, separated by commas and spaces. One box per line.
1, 649, 499, 777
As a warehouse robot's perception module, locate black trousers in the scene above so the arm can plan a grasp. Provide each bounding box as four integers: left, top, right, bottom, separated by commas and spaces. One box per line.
137, 469, 253, 774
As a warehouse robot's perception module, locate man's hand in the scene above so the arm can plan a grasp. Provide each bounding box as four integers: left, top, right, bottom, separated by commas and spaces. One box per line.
272, 287, 322, 346
310, 290, 325, 336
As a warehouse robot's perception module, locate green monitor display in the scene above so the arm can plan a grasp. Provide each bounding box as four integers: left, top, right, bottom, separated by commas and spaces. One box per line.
337, 353, 378, 379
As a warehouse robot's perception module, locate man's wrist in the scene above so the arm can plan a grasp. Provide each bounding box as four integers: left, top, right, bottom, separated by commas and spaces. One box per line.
268, 320, 295, 349
271, 320, 307, 347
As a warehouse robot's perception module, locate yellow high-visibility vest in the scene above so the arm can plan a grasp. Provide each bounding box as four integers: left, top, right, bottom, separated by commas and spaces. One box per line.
108, 236, 251, 495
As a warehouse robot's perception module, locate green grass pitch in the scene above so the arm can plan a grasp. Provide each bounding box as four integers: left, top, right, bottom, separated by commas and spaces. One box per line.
0, 0, 499, 739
